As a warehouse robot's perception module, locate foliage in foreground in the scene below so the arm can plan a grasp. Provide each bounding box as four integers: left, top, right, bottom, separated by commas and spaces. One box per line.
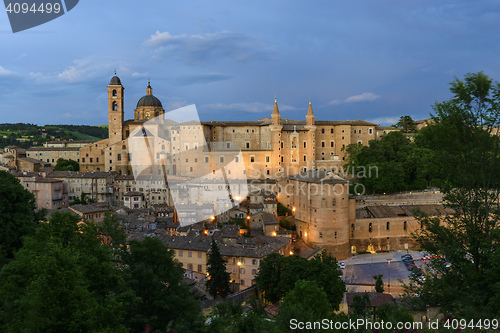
406, 72, 500, 320
255, 250, 345, 309
0, 211, 203, 333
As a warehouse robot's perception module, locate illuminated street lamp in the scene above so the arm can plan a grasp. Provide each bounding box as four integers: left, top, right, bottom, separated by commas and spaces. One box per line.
386, 258, 392, 294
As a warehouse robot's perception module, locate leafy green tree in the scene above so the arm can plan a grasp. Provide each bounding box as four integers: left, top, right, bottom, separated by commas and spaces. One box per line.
308, 249, 346, 310
70, 193, 95, 205
0, 211, 130, 332
373, 274, 384, 293
256, 250, 345, 309
277, 202, 290, 216
53, 158, 80, 171
374, 303, 413, 329
206, 239, 231, 298
0, 171, 37, 262
124, 237, 202, 332
396, 115, 417, 133
344, 130, 439, 194
254, 252, 285, 303
410, 72, 500, 319
350, 293, 370, 319
207, 300, 274, 333
275, 280, 333, 333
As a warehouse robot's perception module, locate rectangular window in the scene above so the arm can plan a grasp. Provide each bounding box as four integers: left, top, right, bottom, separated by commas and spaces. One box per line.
198, 252, 202, 258
188, 251, 192, 257
198, 264, 202, 272
246, 142, 250, 149
205, 156, 209, 163
321, 141, 325, 147
266, 156, 270, 163
250, 156, 255, 163
178, 251, 183, 257
369, 128, 373, 134
303, 141, 306, 148
220, 156, 224, 163
226, 142, 231, 149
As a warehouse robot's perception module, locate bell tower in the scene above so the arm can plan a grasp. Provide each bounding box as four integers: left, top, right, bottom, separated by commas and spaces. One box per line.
108, 73, 124, 145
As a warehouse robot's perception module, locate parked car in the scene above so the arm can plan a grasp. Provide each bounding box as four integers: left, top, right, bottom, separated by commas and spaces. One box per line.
338, 261, 346, 269
401, 254, 412, 261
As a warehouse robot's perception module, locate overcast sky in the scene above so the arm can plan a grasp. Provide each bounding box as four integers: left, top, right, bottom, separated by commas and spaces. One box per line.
1, 0, 499, 126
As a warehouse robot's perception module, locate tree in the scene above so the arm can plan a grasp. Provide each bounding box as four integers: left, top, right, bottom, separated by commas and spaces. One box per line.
255, 250, 345, 309
343, 131, 439, 194
124, 237, 202, 332
396, 115, 417, 133
206, 239, 231, 298
53, 158, 80, 171
373, 274, 384, 293
275, 280, 333, 333
277, 202, 290, 216
351, 293, 370, 319
0, 211, 130, 332
410, 72, 500, 319
0, 171, 38, 262
70, 193, 95, 206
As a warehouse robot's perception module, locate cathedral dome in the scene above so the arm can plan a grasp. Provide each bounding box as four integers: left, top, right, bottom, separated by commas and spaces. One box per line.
109, 75, 121, 85
136, 82, 163, 108
136, 94, 163, 108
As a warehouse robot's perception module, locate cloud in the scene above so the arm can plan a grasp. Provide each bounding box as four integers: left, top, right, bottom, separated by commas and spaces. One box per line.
144, 30, 276, 64
369, 116, 400, 126
329, 92, 381, 105
0, 65, 17, 76
56, 58, 130, 83
132, 72, 149, 77
173, 73, 232, 86
205, 102, 296, 113
345, 92, 381, 103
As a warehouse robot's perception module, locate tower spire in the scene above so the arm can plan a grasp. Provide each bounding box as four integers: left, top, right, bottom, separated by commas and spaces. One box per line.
146, 79, 152, 95
307, 98, 314, 115
272, 95, 279, 114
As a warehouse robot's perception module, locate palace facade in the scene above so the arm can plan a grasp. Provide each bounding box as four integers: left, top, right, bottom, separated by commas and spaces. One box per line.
79, 75, 380, 180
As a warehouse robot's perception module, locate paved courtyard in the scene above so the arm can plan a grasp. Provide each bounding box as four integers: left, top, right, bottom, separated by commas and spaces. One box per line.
340, 250, 427, 295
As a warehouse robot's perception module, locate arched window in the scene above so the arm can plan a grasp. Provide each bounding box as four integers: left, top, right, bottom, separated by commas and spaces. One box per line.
369, 222, 372, 233
155, 112, 159, 117
112, 101, 117, 111
112, 89, 117, 96
386, 221, 390, 231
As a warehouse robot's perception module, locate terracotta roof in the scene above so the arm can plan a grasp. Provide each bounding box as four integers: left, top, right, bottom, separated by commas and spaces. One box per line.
69, 204, 111, 215
27, 147, 80, 151
123, 191, 143, 197
346, 292, 395, 308
288, 170, 348, 184
359, 204, 453, 219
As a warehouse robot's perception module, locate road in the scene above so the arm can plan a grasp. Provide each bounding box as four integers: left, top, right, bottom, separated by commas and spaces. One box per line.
340, 250, 427, 295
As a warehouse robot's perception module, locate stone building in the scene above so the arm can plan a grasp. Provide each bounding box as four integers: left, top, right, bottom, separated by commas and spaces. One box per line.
14, 171, 68, 209
79, 75, 379, 181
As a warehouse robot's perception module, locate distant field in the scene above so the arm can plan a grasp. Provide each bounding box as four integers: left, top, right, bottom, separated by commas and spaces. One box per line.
67, 131, 101, 141
95, 125, 108, 129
